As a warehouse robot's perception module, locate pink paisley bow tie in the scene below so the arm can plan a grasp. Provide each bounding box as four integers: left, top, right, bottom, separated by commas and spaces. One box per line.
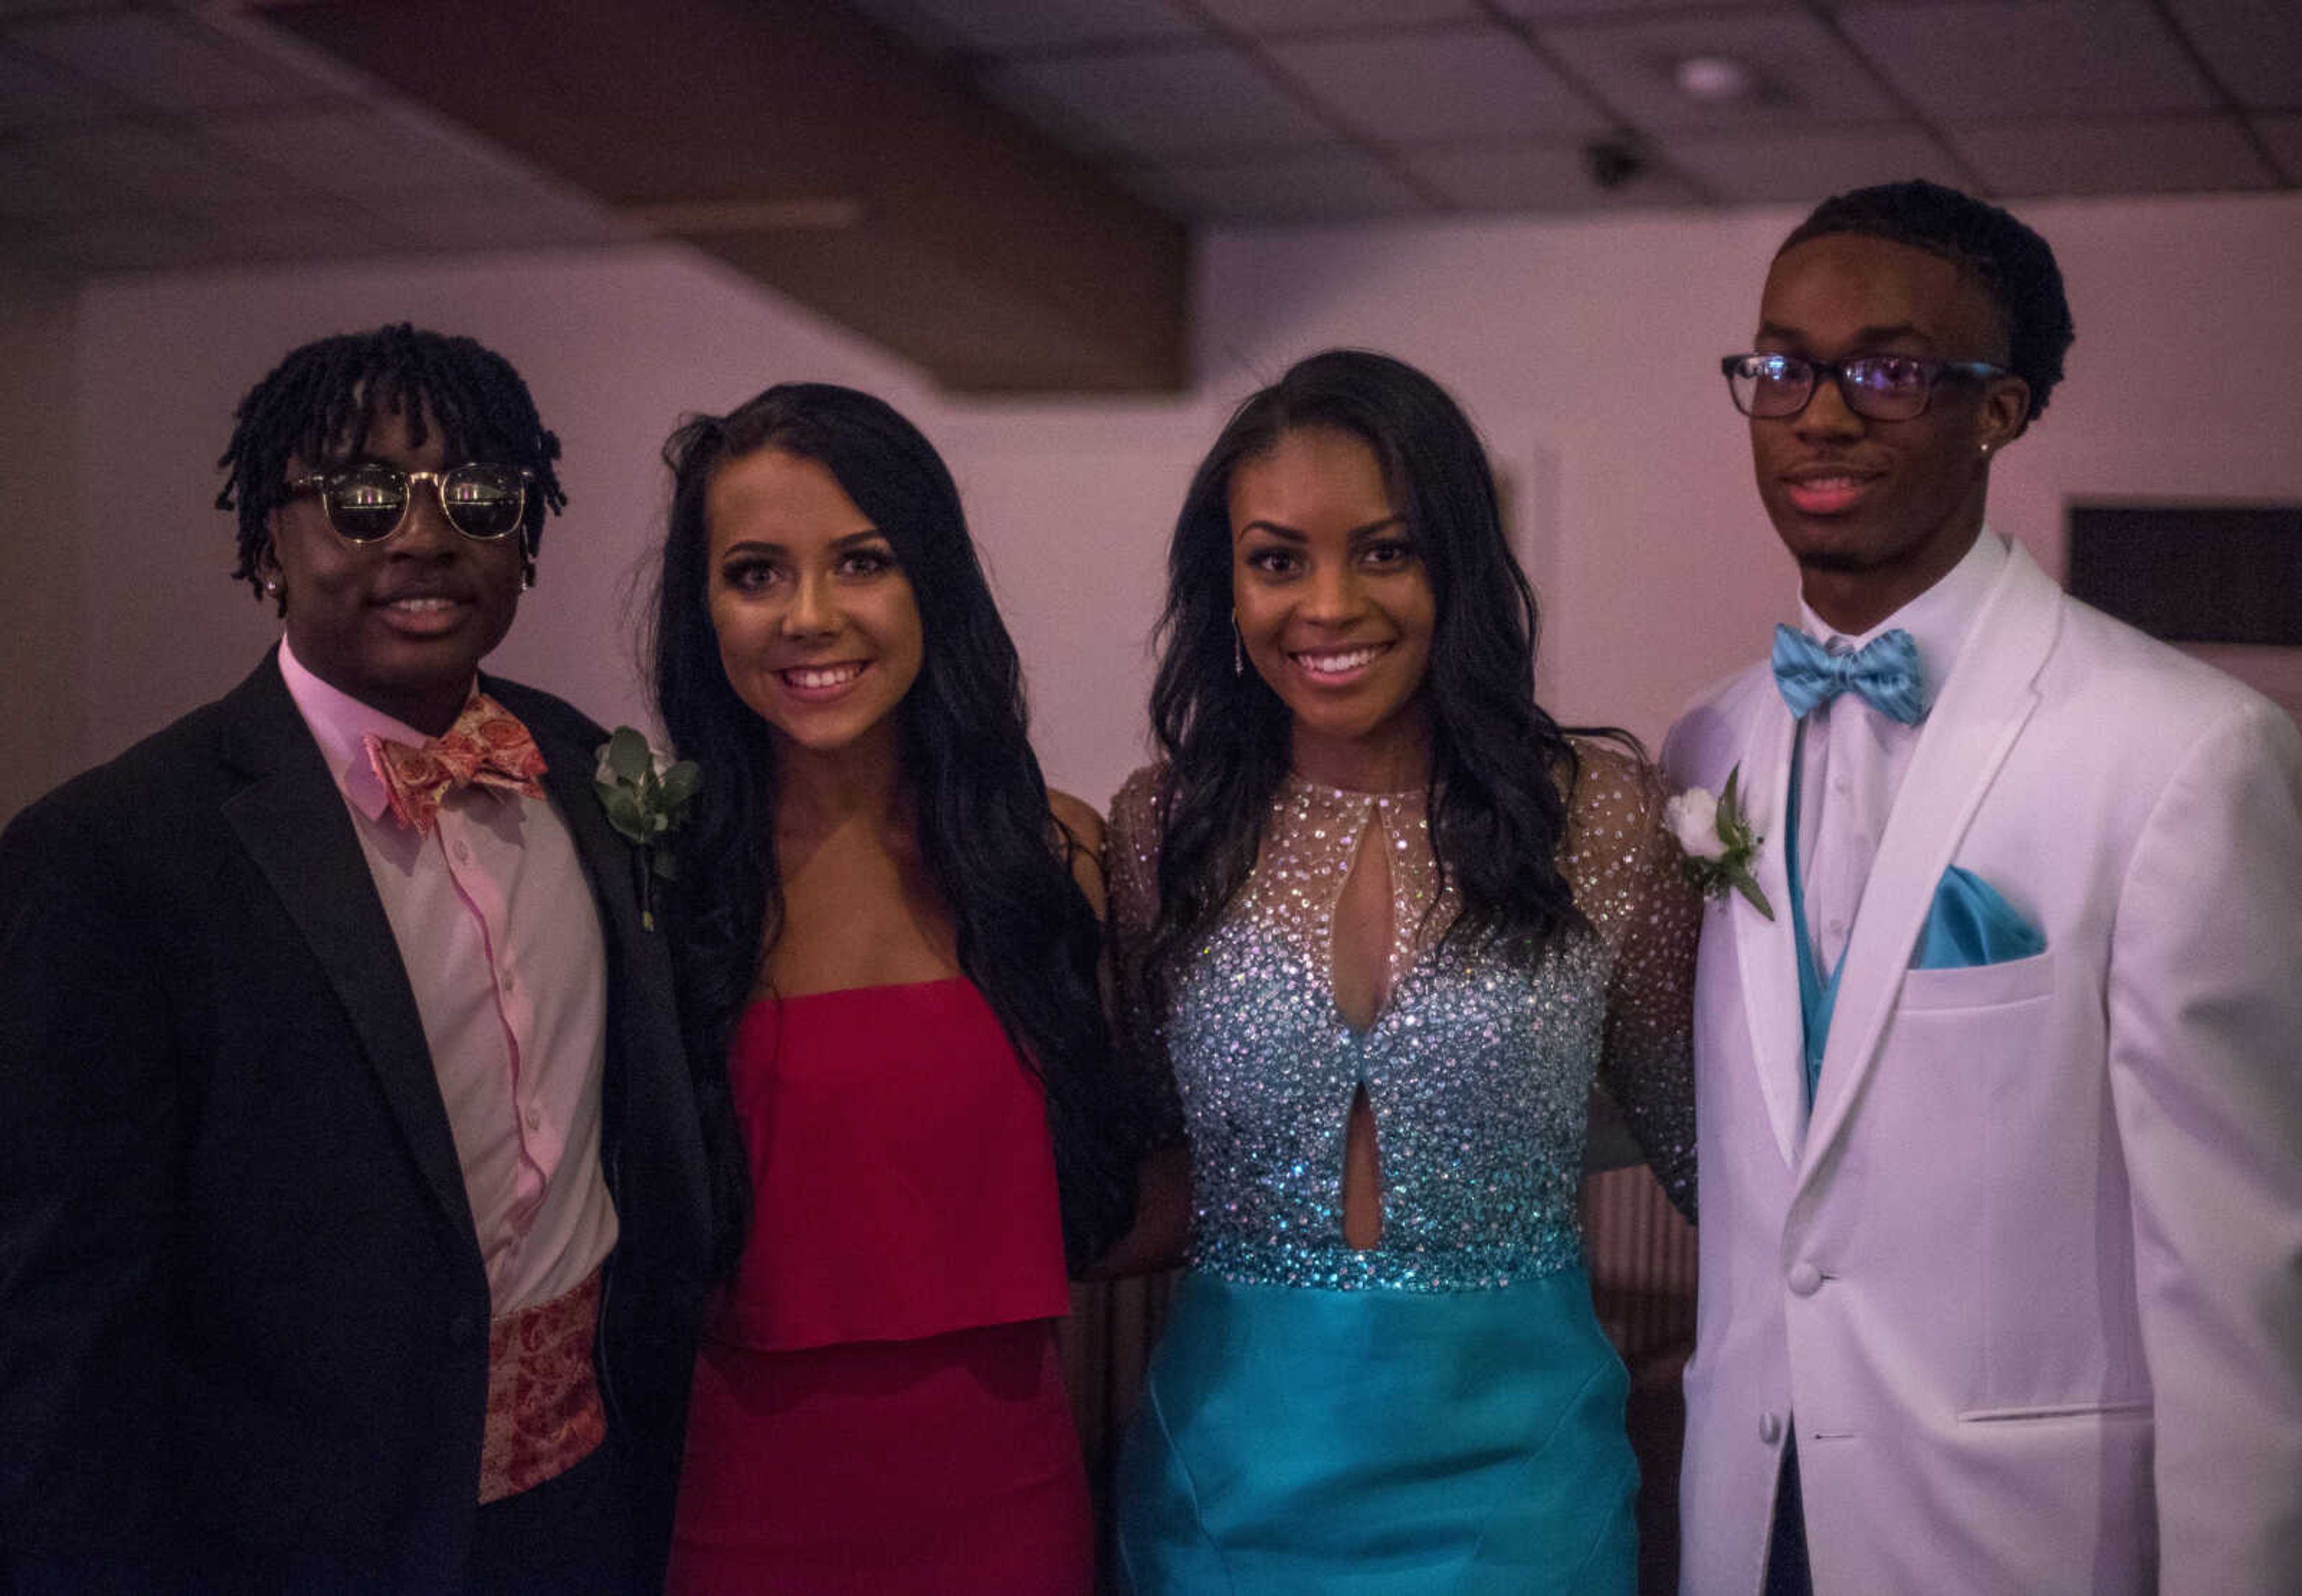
363, 692, 548, 837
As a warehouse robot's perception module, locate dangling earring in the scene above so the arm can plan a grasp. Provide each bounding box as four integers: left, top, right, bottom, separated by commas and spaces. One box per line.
262, 579, 280, 596
520, 564, 536, 593
1231, 610, 1244, 677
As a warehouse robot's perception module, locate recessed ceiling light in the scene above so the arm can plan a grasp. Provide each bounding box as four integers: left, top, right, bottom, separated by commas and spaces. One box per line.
1674, 55, 1754, 103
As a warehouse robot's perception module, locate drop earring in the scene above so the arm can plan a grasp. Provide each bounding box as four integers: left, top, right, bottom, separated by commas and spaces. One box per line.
1231, 610, 1244, 677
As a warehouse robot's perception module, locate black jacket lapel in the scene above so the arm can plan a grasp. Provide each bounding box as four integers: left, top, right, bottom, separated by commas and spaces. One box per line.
216, 657, 478, 1243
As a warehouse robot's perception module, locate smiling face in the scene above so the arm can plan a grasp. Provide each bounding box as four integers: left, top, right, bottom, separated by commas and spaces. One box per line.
263, 403, 525, 736
1752, 232, 2032, 633
705, 445, 924, 763
1230, 424, 1435, 790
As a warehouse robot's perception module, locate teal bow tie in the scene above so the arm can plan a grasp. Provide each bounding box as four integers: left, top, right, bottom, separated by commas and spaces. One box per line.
1771, 624, 1929, 724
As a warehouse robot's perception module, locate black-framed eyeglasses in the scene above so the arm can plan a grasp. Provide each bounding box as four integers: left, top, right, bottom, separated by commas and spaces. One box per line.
1721, 353, 2014, 421
283, 462, 532, 544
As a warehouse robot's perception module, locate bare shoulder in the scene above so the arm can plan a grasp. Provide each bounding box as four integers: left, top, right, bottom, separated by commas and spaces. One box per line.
1049, 787, 1107, 855
1048, 788, 1109, 916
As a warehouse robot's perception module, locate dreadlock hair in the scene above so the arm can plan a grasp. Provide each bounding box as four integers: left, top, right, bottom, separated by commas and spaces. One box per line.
1141, 349, 1593, 1026
216, 324, 568, 612
1780, 179, 2075, 430
648, 382, 1134, 1280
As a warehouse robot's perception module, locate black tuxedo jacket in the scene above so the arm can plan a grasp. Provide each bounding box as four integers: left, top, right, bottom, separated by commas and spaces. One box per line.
0, 653, 712, 1594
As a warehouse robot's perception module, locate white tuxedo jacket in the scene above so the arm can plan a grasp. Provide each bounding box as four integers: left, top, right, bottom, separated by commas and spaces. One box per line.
1662, 541, 2302, 1595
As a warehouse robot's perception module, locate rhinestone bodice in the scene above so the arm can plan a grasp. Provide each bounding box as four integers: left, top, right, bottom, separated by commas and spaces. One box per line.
1109, 743, 1697, 1292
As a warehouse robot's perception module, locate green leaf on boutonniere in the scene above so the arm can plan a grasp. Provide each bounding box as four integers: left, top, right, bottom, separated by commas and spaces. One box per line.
1667, 762, 1774, 922
592, 726, 701, 928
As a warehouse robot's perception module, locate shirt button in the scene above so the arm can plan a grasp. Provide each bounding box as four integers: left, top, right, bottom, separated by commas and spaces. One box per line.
1788, 1261, 1824, 1297
452, 840, 470, 863
500, 969, 515, 992
1759, 1411, 1784, 1446
525, 1106, 543, 1131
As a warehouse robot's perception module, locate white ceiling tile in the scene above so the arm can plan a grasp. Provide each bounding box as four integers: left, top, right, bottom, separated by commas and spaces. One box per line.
987, 46, 1335, 156
30, 212, 230, 272
32, 124, 302, 210
1839, 0, 2217, 121
0, 138, 103, 215
2162, 0, 2302, 112
1405, 140, 1703, 211
1665, 124, 1969, 204
14, 10, 314, 113
355, 188, 627, 254
1197, 1, 1484, 35
227, 199, 394, 263
202, 107, 547, 197
1270, 26, 1608, 144
0, 216, 68, 275
1498, 1, 1747, 13
1951, 113, 2277, 196
844, 0, 1201, 55
1126, 147, 1429, 221
1537, 8, 1901, 132
2253, 114, 2302, 182
0, 39, 118, 126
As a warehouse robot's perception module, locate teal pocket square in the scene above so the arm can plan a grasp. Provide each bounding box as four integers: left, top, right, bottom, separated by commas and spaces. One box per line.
1914, 866, 2047, 970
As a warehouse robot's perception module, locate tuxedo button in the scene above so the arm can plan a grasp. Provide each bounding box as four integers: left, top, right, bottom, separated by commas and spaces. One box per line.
1759, 1411, 1784, 1446
448, 1314, 477, 1347
1787, 1261, 1824, 1296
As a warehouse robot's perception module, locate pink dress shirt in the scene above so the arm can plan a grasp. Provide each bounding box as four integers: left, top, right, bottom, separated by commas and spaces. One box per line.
278, 640, 618, 1313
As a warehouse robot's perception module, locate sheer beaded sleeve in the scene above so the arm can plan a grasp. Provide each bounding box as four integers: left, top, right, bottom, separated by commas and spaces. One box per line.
1561, 740, 1701, 1220
1106, 765, 1188, 1151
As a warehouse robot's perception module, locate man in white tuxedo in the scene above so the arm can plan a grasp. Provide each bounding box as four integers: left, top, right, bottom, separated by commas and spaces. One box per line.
1664, 180, 2302, 1594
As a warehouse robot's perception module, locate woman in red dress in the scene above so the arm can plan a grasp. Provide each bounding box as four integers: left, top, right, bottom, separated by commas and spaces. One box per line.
648, 384, 1135, 1594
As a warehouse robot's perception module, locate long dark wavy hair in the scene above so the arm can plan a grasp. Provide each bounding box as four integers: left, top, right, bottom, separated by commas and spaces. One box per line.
650, 383, 1132, 1277
1143, 349, 1590, 1014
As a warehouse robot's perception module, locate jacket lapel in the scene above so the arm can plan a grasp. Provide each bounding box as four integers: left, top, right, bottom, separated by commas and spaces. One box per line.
1797, 543, 2063, 1182
1730, 692, 1807, 1168
216, 656, 477, 1240
502, 692, 686, 1157
527, 713, 645, 953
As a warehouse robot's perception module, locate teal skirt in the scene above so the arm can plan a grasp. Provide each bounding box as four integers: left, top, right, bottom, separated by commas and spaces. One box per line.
1114, 1268, 1637, 1595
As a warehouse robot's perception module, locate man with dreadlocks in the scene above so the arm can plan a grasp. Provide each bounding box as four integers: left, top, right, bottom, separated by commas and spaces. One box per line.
0, 326, 711, 1594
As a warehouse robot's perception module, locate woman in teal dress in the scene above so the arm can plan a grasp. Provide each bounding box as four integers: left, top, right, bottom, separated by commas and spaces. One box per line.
1109, 350, 1700, 1594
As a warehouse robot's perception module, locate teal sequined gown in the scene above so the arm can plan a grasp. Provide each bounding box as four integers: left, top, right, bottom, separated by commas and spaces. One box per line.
1108, 745, 1698, 1595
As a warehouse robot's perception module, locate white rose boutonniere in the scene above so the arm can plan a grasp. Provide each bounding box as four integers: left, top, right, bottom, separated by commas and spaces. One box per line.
1665, 764, 1774, 920
593, 726, 701, 930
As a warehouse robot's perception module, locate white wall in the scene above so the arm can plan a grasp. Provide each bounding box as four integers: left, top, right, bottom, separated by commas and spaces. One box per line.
1195, 192, 2302, 742
13, 189, 2302, 822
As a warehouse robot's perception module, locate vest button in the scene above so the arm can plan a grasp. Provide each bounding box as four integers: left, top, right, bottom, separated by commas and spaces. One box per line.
1759, 1410, 1784, 1445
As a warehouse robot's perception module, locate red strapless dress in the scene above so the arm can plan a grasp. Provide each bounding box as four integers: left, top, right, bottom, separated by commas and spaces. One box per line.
667, 977, 1090, 1595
